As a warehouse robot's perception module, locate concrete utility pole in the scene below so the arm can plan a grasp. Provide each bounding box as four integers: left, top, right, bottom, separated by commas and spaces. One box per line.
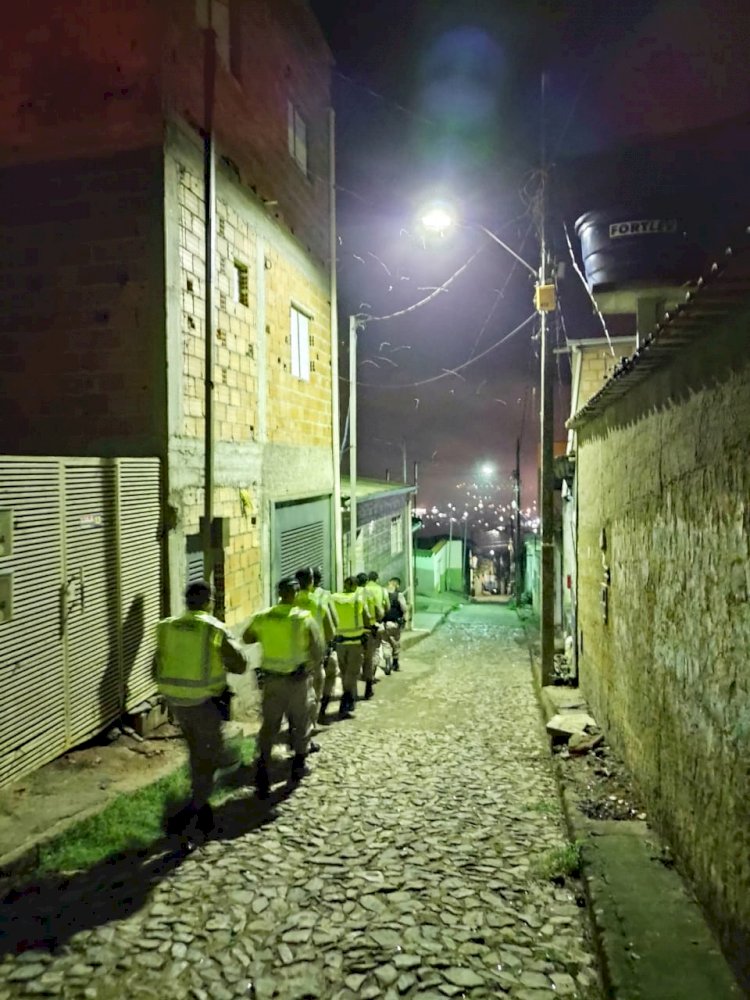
201, 12, 217, 590
514, 436, 522, 599
348, 314, 358, 576
329, 109, 343, 589
538, 73, 555, 685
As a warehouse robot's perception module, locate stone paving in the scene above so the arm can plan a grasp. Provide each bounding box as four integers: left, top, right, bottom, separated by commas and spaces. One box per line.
0, 605, 601, 999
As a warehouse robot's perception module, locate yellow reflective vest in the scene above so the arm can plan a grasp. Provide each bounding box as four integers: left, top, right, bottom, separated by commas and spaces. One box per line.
365, 580, 389, 618
156, 610, 228, 706
332, 591, 366, 642
250, 604, 314, 674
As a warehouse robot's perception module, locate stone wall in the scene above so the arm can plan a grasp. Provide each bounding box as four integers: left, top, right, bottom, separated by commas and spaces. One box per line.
575, 310, 750, 977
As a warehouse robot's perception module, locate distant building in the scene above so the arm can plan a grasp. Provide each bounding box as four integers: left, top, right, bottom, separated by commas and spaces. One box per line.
0, 0, 335, 784
341, 479, 416, 601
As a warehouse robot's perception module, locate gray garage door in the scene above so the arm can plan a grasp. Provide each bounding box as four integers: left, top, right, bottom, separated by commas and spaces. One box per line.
273, 496, 332, 587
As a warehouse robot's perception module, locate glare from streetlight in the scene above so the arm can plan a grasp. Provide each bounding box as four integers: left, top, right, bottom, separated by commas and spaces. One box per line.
481, 462, 495, 478
420, 203, 455, 234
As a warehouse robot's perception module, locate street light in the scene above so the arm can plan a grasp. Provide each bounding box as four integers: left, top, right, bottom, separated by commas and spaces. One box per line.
419, 197, 557, 683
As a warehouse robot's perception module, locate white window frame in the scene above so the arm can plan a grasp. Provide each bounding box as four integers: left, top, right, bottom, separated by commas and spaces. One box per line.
290, 306, 311, 381
287, 100, 308, 175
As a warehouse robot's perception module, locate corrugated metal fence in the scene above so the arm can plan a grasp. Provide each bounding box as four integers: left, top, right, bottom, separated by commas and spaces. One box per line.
0, 457, 161, 787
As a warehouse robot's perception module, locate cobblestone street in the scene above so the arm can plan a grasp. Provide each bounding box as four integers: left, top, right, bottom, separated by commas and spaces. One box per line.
0, 605, 601, 1000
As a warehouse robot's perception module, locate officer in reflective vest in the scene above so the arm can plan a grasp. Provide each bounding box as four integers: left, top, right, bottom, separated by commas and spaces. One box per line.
295, 567, 335, 733
155, 580, 247, 835
243, 577, 323, 798
357, 571, 382, 700
384, 576, 408, 671
331, 576, 372, 716
312, 566, 339, 724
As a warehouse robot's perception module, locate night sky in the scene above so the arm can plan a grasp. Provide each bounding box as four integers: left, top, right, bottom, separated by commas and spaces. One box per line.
310, 0, 749, 513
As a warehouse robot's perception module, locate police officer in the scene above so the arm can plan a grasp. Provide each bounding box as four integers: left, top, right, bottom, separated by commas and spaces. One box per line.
295, 567, 335, 735
155, 580, 247, 834
357, 571, 382, 698
331, 576, 372, 715
312, 566, 339, 724
384, 576, 408, 671
243, 577, 323, 798
365, 570, 390, 619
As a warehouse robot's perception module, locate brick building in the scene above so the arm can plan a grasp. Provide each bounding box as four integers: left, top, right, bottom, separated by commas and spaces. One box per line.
568, 237, 750, 985
0, 1, 336, 783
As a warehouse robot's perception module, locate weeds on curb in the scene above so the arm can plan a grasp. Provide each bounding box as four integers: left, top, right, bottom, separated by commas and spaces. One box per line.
531, 839, 585, 882
37, 736, 255, 874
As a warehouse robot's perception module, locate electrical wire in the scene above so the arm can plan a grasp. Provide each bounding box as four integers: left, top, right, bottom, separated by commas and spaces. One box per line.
362, 245, 485, 323
349, 312, 537, 389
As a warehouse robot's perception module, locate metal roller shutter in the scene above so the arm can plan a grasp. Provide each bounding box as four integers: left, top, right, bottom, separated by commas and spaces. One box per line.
0, 456, 161, 788
118, 458, 160, 708
0, 459, 67, 787
273, 496, 332, 586
63, 462, 120, 746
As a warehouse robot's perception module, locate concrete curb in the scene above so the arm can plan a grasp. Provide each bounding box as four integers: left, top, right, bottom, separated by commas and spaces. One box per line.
400, 610, 451, 652
525, 621, 742, 999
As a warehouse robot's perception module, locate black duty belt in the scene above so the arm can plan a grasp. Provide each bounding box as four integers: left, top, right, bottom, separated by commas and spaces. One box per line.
335, 633, 365, 644
257, 663, 307, 680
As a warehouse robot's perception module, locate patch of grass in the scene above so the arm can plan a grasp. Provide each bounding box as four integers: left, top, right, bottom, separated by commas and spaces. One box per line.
531, 799, 561, 815
530, 839, 585, 882
37, 736, 255, 874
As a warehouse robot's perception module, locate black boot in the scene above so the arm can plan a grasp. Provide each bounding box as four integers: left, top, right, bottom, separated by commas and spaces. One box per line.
255, 758, 270, 800
392, 658, 400, 672
166, 803, 196, 837
290, 753, 309, 783
195, 804, 214, 836
364, 680, 374, 700
317, 696, 330, 725
338, 692, 352, 718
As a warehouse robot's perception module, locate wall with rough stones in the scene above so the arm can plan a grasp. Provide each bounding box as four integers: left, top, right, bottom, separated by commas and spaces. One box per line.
575, 309, 750, 977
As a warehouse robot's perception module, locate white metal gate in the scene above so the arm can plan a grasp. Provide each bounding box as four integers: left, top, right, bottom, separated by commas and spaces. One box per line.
0, 457, 161, 787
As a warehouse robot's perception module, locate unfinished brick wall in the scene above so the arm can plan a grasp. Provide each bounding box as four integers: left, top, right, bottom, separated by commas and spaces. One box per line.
0, 149, 166, 456
575, 312, 750, 978
264, 245, 332, 449
164, 0, 332, 264
167, 140, 332, 624
177, 166, 259, 445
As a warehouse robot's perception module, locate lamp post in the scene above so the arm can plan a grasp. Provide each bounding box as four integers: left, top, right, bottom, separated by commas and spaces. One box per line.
420, 202, 556, 683
348, 313, 361, 576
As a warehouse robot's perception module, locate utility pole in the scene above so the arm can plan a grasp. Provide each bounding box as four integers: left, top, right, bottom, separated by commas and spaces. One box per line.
201, 10, 216, 592
348, 314, 358, 576
514, 437, 522, 599
537, 72, 555, 685
448, 517, 453, 591
329, 109, 343, 589
462, 515, 469, 596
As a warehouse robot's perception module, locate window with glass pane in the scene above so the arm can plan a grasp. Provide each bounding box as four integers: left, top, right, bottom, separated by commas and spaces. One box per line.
290, 307, 310, 380
287, 101, 308, 175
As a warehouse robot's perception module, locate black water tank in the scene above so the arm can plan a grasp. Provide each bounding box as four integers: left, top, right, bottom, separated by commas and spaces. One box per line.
575, 209, 701, 290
